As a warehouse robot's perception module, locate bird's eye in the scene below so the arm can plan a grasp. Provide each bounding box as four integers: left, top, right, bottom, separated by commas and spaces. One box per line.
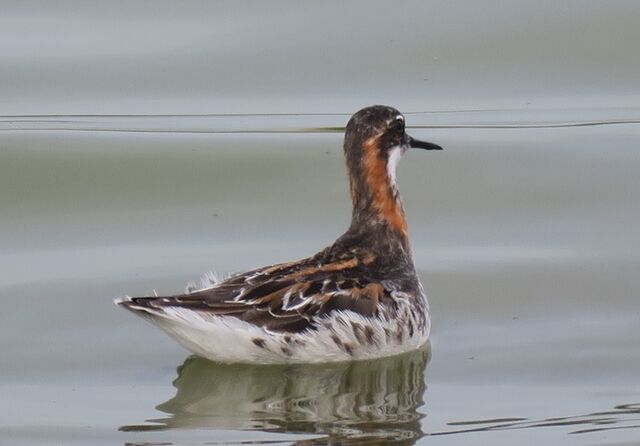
389, 116, 405, 133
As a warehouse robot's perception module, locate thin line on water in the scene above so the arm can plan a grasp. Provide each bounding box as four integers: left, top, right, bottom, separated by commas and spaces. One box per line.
0, 121, 637, 135
1, 118, 639, 134
0, 127, 336, 134
412, 119, 640, 129
0, 112, 350, 119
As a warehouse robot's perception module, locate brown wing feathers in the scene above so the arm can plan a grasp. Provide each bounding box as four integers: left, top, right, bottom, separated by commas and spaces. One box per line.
125, 254, 390, 333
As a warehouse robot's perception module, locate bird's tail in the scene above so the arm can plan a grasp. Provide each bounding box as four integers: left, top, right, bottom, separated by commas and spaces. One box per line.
114, 295, 168, 319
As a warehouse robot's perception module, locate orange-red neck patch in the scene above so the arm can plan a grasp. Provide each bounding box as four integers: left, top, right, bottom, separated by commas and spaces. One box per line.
362, 136, 408, 238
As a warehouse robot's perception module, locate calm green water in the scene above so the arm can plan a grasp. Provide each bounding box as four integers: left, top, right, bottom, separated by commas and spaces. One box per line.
1, 2, 640, 445
1, 124, 639, 445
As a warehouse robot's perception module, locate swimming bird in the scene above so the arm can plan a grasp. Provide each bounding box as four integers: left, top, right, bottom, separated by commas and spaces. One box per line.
116, 105, 442, 364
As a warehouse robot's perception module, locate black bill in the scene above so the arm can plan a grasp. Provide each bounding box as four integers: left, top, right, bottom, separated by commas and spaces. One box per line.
407, 135, 443, 151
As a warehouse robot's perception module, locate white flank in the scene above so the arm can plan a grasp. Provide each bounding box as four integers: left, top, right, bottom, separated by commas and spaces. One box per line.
116, 291, 431, 364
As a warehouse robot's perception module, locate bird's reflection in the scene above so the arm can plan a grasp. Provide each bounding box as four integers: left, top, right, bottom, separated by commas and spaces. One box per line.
121, 345, 431, 444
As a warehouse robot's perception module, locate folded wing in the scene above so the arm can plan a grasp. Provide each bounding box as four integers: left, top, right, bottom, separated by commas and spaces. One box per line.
119, 256, 394, 333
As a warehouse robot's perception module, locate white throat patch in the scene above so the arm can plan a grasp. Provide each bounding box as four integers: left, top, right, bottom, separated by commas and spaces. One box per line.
387, 146, 403, 187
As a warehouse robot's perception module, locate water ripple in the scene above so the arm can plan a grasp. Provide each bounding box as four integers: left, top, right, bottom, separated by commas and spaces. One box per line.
1, 108, 639, 134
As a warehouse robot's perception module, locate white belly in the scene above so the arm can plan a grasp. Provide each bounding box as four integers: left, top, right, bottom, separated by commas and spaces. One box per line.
145, 298, 430, 364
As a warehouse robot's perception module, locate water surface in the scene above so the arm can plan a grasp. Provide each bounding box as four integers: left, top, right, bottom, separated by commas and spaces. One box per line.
1, 120, 639, 445
1, 2, 640, 445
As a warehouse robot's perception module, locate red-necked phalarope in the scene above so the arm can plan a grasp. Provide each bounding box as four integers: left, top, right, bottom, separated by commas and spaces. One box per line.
116, 105, 443, 364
